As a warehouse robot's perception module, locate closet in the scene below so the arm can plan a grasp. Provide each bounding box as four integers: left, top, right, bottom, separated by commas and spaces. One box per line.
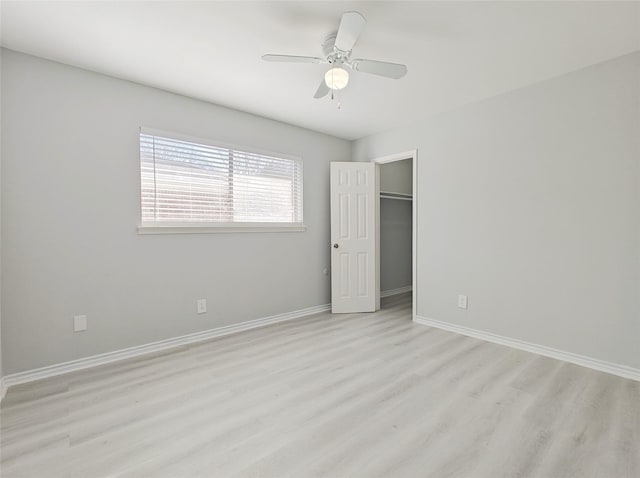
379, 159, 413, 299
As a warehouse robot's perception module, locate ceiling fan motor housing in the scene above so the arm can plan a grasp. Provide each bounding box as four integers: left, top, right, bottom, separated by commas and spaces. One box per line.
322, 32, 342, 63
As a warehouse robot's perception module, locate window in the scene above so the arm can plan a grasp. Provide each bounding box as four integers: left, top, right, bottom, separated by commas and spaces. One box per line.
139, 128, 304, 233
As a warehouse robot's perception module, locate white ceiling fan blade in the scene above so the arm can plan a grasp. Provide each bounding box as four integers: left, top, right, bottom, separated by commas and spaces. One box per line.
313, 79, 330, 99
334, 11, 366, 52
262, 54, 323, 64
351, 59, 408, 79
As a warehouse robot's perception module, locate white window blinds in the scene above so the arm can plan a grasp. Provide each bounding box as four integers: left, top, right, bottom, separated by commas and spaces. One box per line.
140, 129, 303, 228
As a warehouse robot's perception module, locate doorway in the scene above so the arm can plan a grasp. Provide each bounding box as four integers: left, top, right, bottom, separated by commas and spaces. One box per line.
372, 151, 417, 320
329, 152, 417, 319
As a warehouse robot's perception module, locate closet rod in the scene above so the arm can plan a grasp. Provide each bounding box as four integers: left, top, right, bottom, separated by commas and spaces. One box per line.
380, 191, 413, 201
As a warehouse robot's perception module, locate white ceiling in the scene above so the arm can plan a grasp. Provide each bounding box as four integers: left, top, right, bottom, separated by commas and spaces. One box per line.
1, 1, 639, 140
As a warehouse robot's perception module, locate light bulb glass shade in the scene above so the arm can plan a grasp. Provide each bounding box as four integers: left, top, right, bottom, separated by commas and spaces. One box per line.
324, 67, 349, 90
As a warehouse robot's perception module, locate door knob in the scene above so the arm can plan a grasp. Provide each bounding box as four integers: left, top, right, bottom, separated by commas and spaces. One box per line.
333, 243, 339, 249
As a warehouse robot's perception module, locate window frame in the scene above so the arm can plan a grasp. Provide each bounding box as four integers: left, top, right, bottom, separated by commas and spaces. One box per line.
137, 127, 306, 234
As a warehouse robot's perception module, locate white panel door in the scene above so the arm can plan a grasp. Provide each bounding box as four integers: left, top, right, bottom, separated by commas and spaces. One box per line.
330, 162, 379, 313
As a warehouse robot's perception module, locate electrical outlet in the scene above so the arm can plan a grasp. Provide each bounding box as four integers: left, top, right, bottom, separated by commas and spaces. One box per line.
74, 315, 87, 332
197, 299, 207, 314
458, 295, 468, 309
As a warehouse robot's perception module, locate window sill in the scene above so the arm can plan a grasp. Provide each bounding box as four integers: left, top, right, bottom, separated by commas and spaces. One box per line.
137, 224, 307, 235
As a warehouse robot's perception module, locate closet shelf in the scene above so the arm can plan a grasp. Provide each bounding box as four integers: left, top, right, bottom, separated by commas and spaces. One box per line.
380, 191, 413, 201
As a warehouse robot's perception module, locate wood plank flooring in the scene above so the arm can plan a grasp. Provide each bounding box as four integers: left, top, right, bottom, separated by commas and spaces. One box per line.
1, 293, 638, 477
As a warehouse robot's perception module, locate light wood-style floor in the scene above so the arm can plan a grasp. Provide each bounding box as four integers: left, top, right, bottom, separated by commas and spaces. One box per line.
1, 293, 638, 478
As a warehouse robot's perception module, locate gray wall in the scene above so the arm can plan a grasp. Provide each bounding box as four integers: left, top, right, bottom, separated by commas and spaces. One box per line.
354, 52, 640, 369
380, 159, 412, 195
1, 50, 351, 374
380, 160, 412, 292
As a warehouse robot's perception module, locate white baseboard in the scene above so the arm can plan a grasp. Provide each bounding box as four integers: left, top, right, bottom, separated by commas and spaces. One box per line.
2, 303, 331, 395
414, 316, 640, 382
381, 285, 412, 298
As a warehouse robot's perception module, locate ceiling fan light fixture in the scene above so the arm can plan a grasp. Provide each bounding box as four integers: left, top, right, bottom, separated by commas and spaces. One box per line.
324, 67, 349, 90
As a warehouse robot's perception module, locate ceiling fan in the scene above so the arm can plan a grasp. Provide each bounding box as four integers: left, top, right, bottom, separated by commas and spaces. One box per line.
262, 11, 408, 99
